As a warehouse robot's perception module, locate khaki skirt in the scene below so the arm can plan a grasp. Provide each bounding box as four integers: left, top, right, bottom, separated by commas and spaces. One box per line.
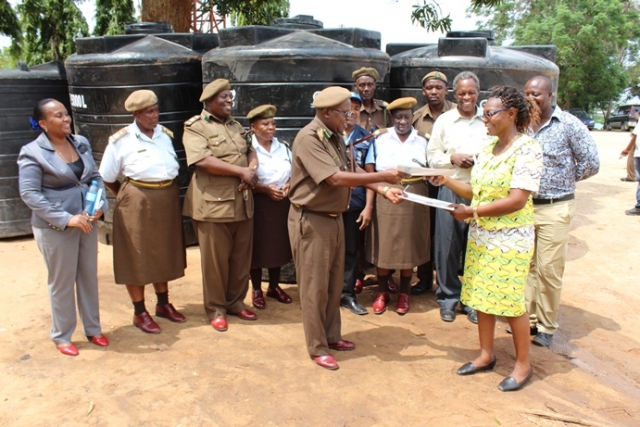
251, 193, 292, 268
366, 182, 431, 269
113, 181, 186, 285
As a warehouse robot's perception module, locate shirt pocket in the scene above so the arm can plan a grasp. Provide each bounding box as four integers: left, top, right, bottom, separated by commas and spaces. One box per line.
202, 185, 236, 219
207, 135, 228, 157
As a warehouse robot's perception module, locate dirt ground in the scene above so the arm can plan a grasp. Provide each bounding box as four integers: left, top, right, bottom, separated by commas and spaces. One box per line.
1, 130, 640, 427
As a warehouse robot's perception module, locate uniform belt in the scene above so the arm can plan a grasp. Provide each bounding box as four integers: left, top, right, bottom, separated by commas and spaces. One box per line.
292, 203, 340, 218
532, 194, 574, 205
399, 177, 424, 185
126, 178, 173, 189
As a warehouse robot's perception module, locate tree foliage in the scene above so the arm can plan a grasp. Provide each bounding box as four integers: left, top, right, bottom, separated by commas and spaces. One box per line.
200, 0, 290, 27
412, 0, 503, 33
94, 0, 135, 36
0, 0, 21, 39
12, 0, 88, 64
473, 0, 640, 113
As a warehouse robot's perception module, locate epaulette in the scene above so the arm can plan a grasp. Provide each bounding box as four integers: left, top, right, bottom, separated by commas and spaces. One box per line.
184, 115, 200, 127
417, 131, 430, 140
378, 99, 389, 109
372, 128, 388, 137
280, 139, 291, 149
108, 127, 128, 144
161, 125, 174, 139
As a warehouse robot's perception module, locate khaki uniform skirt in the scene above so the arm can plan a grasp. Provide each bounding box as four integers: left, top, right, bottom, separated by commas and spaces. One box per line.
366, 182, 431, 269
251, 193, 292, 268
113, 181, 186, 285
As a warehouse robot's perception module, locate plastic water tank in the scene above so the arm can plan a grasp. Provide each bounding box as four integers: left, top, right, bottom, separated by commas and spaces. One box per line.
0, 62, 70, 238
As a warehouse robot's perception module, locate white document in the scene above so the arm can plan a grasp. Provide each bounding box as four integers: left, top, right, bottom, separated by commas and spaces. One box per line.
399, 192, 455, 211
397, 165, 455, 177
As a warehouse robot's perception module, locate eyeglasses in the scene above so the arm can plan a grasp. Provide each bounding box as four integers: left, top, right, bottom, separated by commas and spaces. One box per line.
330, 109, 353, 118
482, 108, 508, 119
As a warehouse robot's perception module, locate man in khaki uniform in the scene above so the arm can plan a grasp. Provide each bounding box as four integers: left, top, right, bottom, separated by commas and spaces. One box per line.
352, 67, 391, 131
411, 71, 457, 295
288, 86, 405, 370
183, 78, 259, 332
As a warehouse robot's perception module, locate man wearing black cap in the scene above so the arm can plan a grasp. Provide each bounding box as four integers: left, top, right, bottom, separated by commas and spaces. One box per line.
288, 86, 404, 370
352, 67, 391, 131
412, 70, 457, 295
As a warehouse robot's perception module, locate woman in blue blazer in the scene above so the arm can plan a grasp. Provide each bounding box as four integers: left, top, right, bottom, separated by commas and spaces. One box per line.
18, 99, 109, 356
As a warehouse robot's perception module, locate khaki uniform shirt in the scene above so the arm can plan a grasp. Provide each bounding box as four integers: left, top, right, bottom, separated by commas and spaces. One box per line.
358, 99, 392, 131
182, 110, 254, 222
412, 99, 457, 138
289, 118, 351, 214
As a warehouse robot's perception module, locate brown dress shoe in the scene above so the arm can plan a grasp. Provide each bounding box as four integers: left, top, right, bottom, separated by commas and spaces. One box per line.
155, 303, 186, 323
396, 293, 409, 315
133, 311, 161, 334
252, 289, 266, 309
354, 278, 364, 294
234, 308, 258, 321
266, 286, 292, 304
210, 317, 228, 332
328, 340, 355, 351
313, 355, 339, 370
373, 292, 390, 314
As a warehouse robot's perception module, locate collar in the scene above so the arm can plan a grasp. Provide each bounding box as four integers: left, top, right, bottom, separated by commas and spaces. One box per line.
35, 132, 81, 152
312, 117, 334, 141
360, 98, 384, 114
252, 134, 282, 154
200, 109, 233, 125
452, 106, 483, 122
131, 121, 161, 140
416, 99, 455, 120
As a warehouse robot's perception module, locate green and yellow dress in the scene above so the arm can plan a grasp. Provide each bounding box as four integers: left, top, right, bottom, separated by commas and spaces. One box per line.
460, 135, 543, 317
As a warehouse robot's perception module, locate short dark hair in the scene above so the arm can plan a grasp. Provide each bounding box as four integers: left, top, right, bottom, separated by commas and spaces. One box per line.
33, 98, 57, 121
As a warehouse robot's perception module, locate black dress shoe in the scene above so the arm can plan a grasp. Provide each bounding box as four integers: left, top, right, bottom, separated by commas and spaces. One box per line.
340, 295, 368, 315
532, 332, 553, 348
456, 357, 497, 376
411, 280, 431, 295
465, 308, 478, 324
506, 326, 538, 336
498, 367, 534, 392
440, 308, 456, 322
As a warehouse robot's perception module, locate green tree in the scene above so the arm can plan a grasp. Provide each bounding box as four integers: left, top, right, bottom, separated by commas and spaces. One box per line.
411, 0, 503, 32
94, 0, 135, 36
198, 0, 289, 27
473, 0, 640, 115
13, 0, 89, 64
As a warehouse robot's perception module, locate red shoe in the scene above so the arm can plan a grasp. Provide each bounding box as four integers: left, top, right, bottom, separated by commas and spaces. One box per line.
87, 335, 109, 347
252, 289, 266, 309
133, 311, 161, 334
373, 292, 390, 314
234, 308, 258, 321
354, 278, 363, 294
266, 286, 292, 304
57, 343, 79, 356
211, 317, 228, 332
313, 355, 339, 370
155, 303, 187, 323
388, 277, 398, 294
396, 293, 410, 315
328, 340, 355, 351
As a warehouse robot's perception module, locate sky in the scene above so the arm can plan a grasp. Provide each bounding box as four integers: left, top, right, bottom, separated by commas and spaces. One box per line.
1, 0, 481, 50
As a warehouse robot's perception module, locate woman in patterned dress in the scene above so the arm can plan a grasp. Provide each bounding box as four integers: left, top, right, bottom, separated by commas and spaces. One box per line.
431, 86, 542, 392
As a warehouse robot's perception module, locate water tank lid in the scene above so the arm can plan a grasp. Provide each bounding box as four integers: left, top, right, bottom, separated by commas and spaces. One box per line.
112, 35, 195, 55
446, 30, 495, 41
271, 14, 323, 28
125, 21, 174, 34
256, 31, 351, 49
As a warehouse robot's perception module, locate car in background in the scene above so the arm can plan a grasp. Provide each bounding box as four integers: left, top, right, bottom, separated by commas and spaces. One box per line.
566, 109, 595, 131
606, 104, 640, 131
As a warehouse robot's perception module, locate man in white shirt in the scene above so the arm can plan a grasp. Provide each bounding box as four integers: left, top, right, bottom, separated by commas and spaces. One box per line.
427, 71, 487, 324
621, 111, 640, 215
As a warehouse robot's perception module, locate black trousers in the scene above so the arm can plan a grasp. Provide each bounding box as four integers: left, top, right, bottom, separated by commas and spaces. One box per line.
342, 210, 365, 296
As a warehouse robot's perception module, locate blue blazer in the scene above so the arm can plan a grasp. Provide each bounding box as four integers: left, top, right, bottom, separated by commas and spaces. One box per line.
17, 133, 108, 230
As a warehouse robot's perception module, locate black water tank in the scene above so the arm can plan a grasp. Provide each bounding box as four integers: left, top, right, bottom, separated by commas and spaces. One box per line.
65, 33, 219, 245
203, 30, 390, 143
389, 31, 559, 102
125, 21, 173, 34
0, 62, 70, 238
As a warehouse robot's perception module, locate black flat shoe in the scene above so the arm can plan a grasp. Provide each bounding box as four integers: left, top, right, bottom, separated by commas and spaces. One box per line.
440, 308, 456, 322
498, 367, 534, 392
532, 332, 553, 348
340, 295, 368, 315
410, 280, 431, 295
456, 357, 497, 376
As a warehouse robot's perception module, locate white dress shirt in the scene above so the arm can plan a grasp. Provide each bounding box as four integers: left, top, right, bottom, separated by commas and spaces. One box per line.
252, 135, 291, 188
367, 127, 428, 172
427, 107, 488, 183
99, 122, 179, 182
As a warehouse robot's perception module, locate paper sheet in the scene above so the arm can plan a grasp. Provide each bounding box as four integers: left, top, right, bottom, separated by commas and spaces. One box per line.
397, 165, 455, 177
399, 192, 455, 211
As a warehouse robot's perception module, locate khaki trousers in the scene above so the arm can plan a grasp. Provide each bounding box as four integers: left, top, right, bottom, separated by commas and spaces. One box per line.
194, 219, 253, 319
288, 207, 344, 357
627, 147, 636, 181
525, 199, 575, 335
